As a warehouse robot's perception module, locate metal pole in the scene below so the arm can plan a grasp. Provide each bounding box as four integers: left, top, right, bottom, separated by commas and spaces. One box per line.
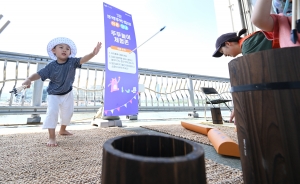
246, 0, 256, 33
0, 20, 10, 34
229, 0, 235, 31
32, 63, 45, 106
237, 0, 247, 30
291, 0, 298, 43
130, 26, 166, 53
27, 63, 46, 124
187, 76, 199, 118
297, 0, 300, 33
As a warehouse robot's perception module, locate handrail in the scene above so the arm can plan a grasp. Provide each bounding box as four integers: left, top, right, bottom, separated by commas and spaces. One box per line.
0, 50, 233, 115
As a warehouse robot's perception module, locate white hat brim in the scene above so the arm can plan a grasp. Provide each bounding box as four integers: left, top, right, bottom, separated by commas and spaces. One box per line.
47, 37, 77, 60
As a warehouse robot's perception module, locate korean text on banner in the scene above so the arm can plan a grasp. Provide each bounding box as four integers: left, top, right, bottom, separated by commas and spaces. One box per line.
103, 3, 138, 116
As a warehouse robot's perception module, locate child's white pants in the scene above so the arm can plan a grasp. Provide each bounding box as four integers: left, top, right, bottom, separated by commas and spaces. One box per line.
42, 92, 74, 129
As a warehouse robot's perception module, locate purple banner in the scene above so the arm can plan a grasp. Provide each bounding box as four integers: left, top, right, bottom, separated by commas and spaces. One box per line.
103, 2, 138, 116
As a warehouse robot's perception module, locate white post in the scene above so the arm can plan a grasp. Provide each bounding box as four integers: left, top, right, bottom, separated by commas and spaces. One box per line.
187, 77, 198, 118
27, 63, 46, 124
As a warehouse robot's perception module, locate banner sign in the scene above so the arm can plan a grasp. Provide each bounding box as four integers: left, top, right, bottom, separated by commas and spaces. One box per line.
103, 2, 138, 116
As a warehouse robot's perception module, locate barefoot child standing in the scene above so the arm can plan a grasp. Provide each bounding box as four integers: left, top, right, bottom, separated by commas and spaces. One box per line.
22, 37, 102, 147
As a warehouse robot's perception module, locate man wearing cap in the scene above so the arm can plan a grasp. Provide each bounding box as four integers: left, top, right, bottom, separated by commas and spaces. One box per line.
213, 28, 279, 128
22, 37, 101, 147
212, 28, 278, 58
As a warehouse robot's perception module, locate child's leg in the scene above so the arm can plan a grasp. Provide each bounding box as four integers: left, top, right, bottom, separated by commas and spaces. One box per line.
43, 95, 60, 146
47, 128, 57, 147
59, 125, 72, 135
59, 92, 74, 135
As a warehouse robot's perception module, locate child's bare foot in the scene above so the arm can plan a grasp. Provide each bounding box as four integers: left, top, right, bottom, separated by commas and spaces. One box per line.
47, 139, 58, 147
59, 130, 73, 135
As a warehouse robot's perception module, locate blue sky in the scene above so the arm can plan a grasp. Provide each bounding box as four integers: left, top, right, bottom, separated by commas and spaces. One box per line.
0, 0, 233, 78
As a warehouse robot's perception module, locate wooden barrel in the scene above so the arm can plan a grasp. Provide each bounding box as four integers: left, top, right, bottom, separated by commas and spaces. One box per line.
101, 134, 206, 184
228, 47, 300, 184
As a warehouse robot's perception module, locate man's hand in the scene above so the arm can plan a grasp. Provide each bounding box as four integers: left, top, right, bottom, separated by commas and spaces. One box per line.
229, 110, 235, 123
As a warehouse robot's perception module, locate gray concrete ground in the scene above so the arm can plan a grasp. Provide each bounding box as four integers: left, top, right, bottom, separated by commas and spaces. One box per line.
123, 122, 241, 171
0, 113, 242, 171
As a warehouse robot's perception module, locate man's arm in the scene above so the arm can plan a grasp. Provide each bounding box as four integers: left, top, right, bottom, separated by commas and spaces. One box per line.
80, 42, 102, 64
251, 0, 274, 32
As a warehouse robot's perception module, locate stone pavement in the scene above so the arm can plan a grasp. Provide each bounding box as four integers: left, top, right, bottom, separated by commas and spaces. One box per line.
0, 114, 242, 171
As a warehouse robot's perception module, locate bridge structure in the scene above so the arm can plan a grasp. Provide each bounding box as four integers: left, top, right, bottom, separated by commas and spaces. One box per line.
0, 0, 259, 123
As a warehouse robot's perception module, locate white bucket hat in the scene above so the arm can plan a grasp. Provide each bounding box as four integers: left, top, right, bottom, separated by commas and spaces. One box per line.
47, 37, 77, 60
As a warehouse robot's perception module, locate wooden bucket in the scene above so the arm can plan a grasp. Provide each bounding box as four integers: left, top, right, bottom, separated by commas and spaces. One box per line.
101, 134, 206, 184
228, 47, 300, 184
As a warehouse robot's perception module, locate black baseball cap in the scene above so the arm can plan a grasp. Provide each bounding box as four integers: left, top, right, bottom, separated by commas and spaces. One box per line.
212, 32, 237, 57
212, 28, 247, 57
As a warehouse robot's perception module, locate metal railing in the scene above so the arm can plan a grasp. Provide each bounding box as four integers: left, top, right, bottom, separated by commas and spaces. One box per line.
0, 51, 233, 115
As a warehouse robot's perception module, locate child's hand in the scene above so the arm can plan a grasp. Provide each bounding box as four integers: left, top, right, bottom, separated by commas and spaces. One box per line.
22, 79, 32, 88
79, 43, 102, 64
93, 42, 102, 56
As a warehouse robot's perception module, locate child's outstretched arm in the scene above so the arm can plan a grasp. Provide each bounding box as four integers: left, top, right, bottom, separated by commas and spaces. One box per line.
22, 73, 41, 88
80, 42, 102, 64
251, 0, 274, 32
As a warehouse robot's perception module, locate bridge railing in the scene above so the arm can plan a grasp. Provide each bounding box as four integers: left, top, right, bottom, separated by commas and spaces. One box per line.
0, 51, 232, 115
